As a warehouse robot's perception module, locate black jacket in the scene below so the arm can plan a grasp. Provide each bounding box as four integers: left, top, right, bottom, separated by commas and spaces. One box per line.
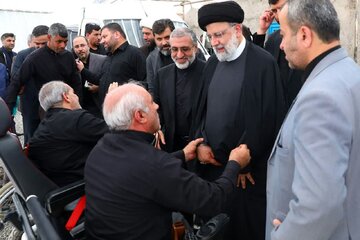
85, 130, 241, 240
28, 108, 108, 187
153, 58, 206, 152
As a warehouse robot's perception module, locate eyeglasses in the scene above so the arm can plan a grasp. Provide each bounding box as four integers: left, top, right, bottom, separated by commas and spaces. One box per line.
206, 25, 234, 41
170, 46, 194, 53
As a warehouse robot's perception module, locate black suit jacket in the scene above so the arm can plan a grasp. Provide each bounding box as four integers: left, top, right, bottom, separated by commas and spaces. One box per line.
153, 58, 206, 152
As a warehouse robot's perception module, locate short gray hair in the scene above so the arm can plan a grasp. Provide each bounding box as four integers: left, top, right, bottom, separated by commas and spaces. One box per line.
170, 27, 197, 46
39, 81, 71, 111
286, 0, 340, 42
103, 83, 149, 131
48, 23, 68, 38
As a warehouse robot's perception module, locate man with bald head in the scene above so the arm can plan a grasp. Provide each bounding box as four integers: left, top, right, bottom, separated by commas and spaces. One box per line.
85, 82, 251, 240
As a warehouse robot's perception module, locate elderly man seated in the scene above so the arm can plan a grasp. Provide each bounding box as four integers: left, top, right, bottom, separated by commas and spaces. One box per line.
28, 81, 108, 187
85, 82, 251, 239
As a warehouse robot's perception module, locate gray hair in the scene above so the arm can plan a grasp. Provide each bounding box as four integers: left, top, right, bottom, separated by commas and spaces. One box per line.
103, 83, 149, 131
39, 81, 71, 111
286, 0, 340, 42
170, 27, 197, 45
48, 23, 68, 38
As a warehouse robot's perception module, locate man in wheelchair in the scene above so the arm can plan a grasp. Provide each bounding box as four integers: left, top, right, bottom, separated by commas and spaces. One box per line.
27, 81, 108, 187
85, 82, 251, 239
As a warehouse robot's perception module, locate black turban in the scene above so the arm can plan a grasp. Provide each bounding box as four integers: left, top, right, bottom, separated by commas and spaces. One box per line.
198, 1, 244, 31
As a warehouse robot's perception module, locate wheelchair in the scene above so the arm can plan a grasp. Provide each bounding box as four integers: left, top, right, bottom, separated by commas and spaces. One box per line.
0, 97, 229, 240
0, 97, 84, 239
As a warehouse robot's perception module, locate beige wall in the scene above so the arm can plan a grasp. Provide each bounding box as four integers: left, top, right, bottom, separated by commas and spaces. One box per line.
178, 0, 359, 62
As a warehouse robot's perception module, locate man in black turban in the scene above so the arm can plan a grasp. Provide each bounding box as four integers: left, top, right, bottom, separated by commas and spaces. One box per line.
191, 1, 286, 239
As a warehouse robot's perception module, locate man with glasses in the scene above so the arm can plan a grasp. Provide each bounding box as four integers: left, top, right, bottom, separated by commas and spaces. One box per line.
194, 1, 285, 239
253, 0, 303, 109
147, 19, 205, 94
153, 27, 205, 153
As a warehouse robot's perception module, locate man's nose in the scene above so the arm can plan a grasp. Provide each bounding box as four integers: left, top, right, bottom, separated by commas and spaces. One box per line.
161, 39, 168, 46
210, 37, 219, 47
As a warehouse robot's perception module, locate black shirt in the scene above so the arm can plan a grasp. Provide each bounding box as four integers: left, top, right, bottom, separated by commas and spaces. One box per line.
6, 45, 82, 110
85, 130, 241, 240
28, 108, 108, 187
175, 61, 196, 137
89, 44, 107, 55
302, 45, 341, 82
82, 41, 146, 103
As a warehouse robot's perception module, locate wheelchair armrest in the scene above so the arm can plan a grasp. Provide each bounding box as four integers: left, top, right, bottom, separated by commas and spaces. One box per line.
45, 180, 85, 217
70, 221, 85, 239
26, 195, 62, 240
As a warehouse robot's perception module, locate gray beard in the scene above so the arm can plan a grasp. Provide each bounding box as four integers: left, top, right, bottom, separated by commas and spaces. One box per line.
160, 49, 170, 56
173, 54, 196, 69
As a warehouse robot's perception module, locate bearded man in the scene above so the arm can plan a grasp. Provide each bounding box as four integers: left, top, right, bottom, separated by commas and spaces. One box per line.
153, 27, 205, 153
192, 1, 285, 239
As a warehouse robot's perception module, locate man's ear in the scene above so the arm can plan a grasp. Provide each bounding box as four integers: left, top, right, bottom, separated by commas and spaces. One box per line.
299, 25, 312, 48
134, 110, 147, 124
62, 92, 71, 103
114, 31, 121, 40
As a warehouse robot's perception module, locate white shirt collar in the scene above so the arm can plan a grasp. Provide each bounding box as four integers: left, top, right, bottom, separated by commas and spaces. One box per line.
226, 38, 246, 62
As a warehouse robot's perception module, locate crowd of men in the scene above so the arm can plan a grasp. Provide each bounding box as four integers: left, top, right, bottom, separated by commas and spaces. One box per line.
1, 0, 360, 239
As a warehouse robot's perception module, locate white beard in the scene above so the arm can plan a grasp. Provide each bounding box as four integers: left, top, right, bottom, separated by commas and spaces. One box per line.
213, 33, 239, 62
172, 53, 196, 69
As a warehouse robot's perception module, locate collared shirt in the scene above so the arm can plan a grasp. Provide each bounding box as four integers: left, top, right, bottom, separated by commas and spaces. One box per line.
226, 38, 247, 62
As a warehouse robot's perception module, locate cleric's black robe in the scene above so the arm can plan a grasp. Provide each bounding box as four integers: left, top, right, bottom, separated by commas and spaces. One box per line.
253, 30, 304, 109
191, 41, 286, 240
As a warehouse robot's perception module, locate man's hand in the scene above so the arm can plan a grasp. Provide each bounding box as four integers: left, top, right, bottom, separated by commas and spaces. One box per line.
154, 130, 165, 150
237, 172, 255, 189
87, 83, 99, 93
273, 218, 282, 228
75, 59, 84, 71
257, 10, 275, 34
108, 82, 119, 93
196, 144, 222, 166
229, 144, 250, 169
183, 138, 203, 161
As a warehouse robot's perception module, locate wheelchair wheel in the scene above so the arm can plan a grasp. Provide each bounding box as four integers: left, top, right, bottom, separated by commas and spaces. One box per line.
0, 169, 22, 240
